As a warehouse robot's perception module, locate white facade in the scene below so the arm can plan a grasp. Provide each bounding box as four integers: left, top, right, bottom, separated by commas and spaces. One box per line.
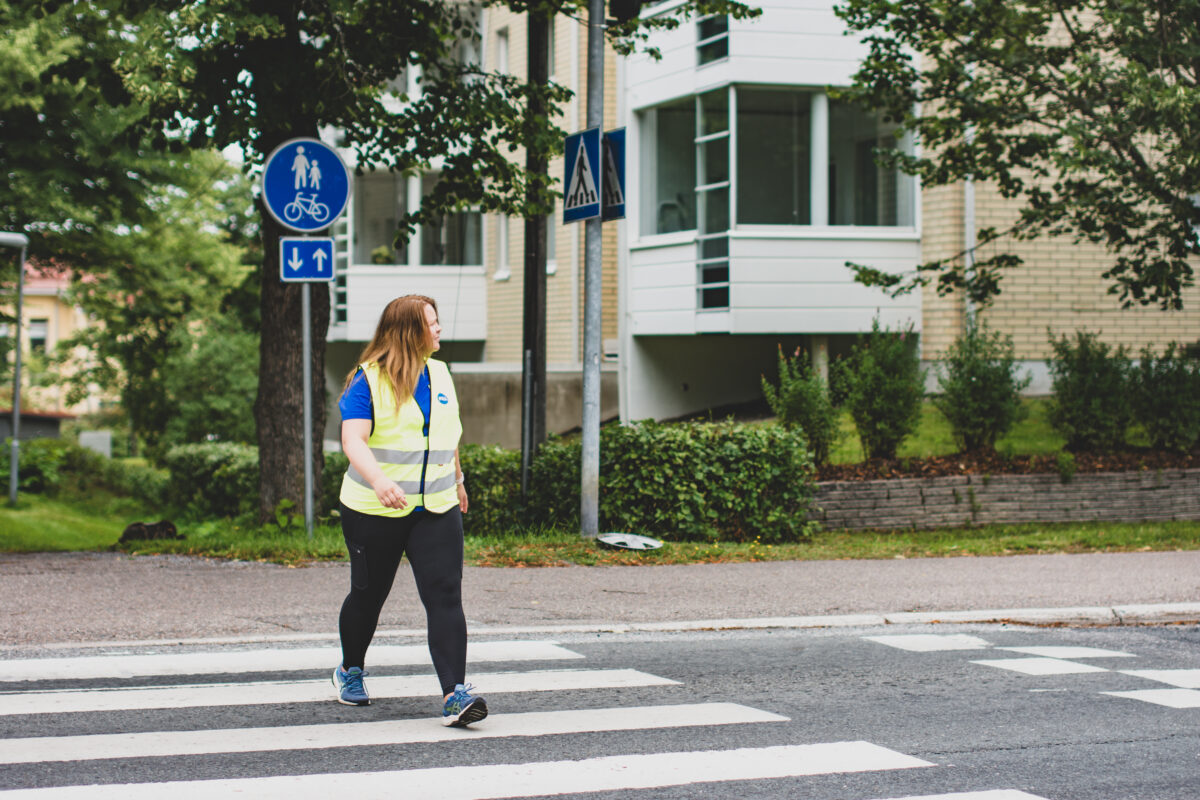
619, 0, 922, 422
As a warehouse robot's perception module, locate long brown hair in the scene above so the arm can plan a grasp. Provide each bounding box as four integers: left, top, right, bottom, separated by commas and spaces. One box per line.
344, 294, 438, 411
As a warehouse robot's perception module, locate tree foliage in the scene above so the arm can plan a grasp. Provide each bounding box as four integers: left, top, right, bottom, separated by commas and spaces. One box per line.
0, 1, 175, 259
836, 0, 1200, 309
53, 151, 253, 459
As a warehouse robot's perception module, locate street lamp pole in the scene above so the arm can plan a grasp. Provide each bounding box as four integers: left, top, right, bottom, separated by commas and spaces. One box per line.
1, 232, 30, 507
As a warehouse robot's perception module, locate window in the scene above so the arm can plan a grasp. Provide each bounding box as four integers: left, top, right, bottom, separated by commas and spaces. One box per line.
737, 89, 811, 225
828, 101, 914, 226
421, 175, 483, 266
697, 15, 729, 65
696, 89, 731, 310
547, 19, 556, 80
353, 172, 407, 265
28, 318, 48, 354
493, 214, 510, 280
639, 98, 696, 236
546, 211, 557, 274
495, 27, 509, 74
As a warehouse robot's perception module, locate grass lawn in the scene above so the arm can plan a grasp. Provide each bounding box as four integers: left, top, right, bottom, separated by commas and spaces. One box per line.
3, 397, 1195, 566
2, 491, 1196, 566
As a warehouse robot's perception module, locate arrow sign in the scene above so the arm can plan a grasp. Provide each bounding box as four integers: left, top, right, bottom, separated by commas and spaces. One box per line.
279, 237, 336, 282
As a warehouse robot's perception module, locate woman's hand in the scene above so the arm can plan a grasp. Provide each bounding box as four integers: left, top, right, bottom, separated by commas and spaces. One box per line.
372, 476, 408, 509
457, 482, 469, 514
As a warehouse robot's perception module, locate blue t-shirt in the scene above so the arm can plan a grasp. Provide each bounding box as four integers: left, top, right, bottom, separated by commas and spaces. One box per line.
338, 365, 433, 512
338, 366, 431, 434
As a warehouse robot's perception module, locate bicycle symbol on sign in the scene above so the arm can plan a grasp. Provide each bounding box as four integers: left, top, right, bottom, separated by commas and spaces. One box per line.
284, 193, 330, 224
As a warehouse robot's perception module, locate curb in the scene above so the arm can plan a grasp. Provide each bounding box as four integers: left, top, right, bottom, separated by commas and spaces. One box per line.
27, 602, 1200, 651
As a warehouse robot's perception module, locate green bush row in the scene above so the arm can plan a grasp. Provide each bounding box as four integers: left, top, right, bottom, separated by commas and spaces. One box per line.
762, 320, 1200, 458
160, 442, 348, 521
1, 437, 169, 504
462, 419, 816, 543
1050, 332, 1200, 453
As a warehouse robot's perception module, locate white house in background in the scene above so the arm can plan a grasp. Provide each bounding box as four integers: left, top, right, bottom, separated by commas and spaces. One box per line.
618, 0, 920, 422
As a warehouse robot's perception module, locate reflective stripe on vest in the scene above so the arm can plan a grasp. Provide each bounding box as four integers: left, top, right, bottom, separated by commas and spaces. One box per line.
338, 359, 463, 517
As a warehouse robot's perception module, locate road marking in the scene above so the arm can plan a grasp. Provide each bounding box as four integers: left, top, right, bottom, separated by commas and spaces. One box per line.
996, 646, 1134, 659
0, 702, 786, 765
0, 668, 677, 716
0, 641, 582, 683
864, 634, 992, 652
970, 658, 1109, 676
0, 742, 933, 799
1102, 688, 1200, 708
872, 792, 1049, 800
1119, 669, 1200, 688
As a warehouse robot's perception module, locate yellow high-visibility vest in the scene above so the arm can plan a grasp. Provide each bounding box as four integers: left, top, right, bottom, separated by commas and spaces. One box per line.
338, 358, 463, 517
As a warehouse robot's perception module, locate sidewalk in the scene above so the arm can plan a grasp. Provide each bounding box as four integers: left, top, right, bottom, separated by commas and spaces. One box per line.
1, 550, 1198, 648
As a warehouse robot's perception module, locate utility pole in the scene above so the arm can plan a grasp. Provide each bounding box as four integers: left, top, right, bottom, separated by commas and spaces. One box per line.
521, 4, 551, 496
1, 231, 29, 507
580, 0, 604, 537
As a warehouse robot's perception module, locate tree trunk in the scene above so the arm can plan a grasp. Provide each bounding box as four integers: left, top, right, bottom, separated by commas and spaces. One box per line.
253, 203, 330, 522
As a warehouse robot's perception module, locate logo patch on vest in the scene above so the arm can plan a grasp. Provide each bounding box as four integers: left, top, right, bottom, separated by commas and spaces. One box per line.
437, 392, 449, 405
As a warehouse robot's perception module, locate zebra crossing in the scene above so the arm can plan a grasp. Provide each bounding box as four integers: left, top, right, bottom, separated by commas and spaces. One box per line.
0, 637, 1050, 799
865, 632, 1200, 709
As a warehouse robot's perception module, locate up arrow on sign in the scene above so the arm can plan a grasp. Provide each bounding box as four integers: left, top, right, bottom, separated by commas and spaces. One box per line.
279, 237, 336, 282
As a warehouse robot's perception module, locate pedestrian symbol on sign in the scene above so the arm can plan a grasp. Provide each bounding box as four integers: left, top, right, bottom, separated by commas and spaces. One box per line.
566, 139, 597, 209
262, 137, 350, 234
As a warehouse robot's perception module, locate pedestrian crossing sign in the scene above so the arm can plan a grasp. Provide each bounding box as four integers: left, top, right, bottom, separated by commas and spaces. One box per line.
563, 128, 601, 223
601, 128, 626, 222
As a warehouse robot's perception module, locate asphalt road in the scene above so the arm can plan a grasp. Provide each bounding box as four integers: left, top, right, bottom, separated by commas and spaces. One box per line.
2, 549, 1200, 646
3, 624, 1199, 798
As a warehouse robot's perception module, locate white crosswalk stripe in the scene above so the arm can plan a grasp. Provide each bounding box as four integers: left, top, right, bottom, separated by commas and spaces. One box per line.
0, 667, 676, 716
0, 742, 933, 799
0, 640, 582, 682
0, 702, 787, 764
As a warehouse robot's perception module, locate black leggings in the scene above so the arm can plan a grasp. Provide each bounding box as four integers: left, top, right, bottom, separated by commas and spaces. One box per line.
338, 502, 467, 697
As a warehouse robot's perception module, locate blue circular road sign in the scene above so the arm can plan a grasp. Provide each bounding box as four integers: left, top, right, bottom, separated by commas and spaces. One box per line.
262, 138, 350, 233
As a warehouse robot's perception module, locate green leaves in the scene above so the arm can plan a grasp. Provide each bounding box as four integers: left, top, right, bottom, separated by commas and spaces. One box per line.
838, 0, 1200, 308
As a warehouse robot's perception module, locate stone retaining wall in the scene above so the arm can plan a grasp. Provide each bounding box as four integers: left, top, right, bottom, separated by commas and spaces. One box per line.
812, 468, 1200, 530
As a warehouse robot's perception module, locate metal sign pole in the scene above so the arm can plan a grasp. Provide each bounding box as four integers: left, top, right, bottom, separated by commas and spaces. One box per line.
301, 281, 314, 539
2, 232, 29, 507
580, 0, 605, 538
262, 138, 348, 539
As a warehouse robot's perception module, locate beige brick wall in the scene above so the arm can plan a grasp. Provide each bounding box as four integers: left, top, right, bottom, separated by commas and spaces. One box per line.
922, 179, 1200, 360
483, 9, 620, 365
918, 182, 967, 357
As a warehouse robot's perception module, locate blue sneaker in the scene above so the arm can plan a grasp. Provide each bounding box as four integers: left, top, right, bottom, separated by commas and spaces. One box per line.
442, 683, 487, 727
332, 665, 370, 706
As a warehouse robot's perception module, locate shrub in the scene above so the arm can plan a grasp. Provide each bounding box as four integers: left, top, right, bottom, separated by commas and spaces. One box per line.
322, 451, 350, 516
527, 435, 582, 530
933, 321, 1031, 452
0, 437, 73, 493
163, 442, 259, 519
1133, 343, 1200, 452
835, 319, 926, 460
1047, 330, 1133, 452
459, 443, 524, 535
518, 421, 815, 543
761, 344, 840, 464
